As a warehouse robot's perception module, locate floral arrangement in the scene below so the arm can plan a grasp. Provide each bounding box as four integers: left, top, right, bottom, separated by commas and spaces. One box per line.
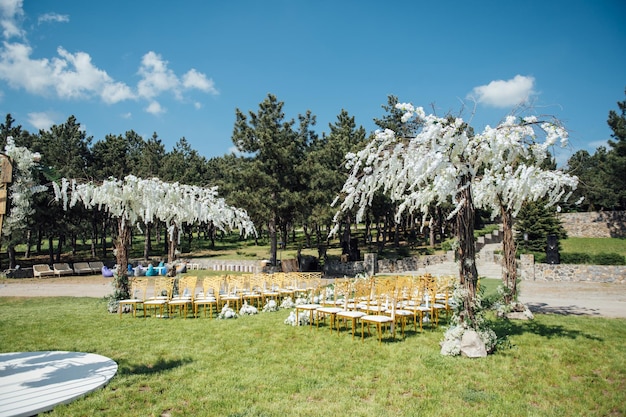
280, 297, 295, 309
262, 299, 279, 312
294, 296, 310, 305
218, 304, 238, 319
440, 285, 497, 356
284, 310, 310, 326
239, 301, 258, 316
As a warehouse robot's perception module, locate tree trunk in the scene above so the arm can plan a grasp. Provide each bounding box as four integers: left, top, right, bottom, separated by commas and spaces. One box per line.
456, 182, 479, 327
48, 236, 54, 264
269, 213, 278, 266
114, 218, 131, 298
55, 234, 64, 262
303, 224, 311, 248
143, 224, 150, 261
101, 217, 107, 258
71, 233, 77, 255
168, 223, 178, 263
25, 229, 32, 258
36, 227, 42, 254
90, 213, 97, 258
500, 206, 517, 304
7, 244, 16, 269
394, 219, 400, 248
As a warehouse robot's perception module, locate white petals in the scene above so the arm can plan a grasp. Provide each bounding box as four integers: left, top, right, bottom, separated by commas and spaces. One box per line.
332, 103, 579, 235
53, 175, 257, 238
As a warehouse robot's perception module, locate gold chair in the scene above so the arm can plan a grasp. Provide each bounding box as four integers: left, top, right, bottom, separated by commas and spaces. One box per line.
144, 276, 175, 318
315, 280, 343, 333
424, 275, 446, 327
118, 277, 148, 318
278, 272, 297, 301
259, 274, 280, 305
400, 275, 431, 331
241, 274, 263, 308
335, 278, 367, 339
435, 275, 456, 320
220, 275, 243, 311
194, 276, 220, 318
386, 276, 414, 338
360, 278, 395, 343
295, 280, 321, 329
168, 275, 198, 319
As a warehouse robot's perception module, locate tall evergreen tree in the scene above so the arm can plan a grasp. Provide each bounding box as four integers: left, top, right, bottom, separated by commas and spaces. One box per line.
606, 88, 626, 209
231, 94, 313, 265
515, 200, 567, 254
305, 109, 367, 252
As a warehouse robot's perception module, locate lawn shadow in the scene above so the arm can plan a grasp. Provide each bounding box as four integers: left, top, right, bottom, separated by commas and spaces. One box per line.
117, 357, 193, 376
492, 317, 603, 342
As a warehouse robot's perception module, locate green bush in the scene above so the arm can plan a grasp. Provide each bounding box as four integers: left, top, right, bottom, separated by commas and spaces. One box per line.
560, 252, 592, 264
441, 238, 456, 252
592, 252, 626, 265
474, 224, 500, 238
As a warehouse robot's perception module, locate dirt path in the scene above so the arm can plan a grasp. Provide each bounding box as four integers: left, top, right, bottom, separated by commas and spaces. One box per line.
518, 280, 626, 318
0, 276, 114, 298
1, 276, 625, 318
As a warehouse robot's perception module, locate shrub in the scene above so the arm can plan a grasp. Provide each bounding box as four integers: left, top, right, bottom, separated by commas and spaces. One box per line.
560, 252, 592, 264
474, 224, 500, 238
441, 238, 456, 252
592, 252, 626, 265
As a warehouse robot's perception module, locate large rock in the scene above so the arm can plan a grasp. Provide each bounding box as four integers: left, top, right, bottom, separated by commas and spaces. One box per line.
460, 330, 487, 358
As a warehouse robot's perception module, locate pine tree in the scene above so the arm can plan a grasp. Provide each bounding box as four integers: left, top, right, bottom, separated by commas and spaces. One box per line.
514, 200, 567, 254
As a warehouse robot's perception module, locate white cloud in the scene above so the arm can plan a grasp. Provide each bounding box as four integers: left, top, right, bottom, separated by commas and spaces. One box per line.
27, 111, 56, 131
38, 12, 69, 24
468, 75, 536, 108
145, 100, 164, 115
0, 3, 218, 116
137, 51, 181, 100
121, 112, 132, 119
183, 68, 218, 94
0, 43, 136, 103
0, 0, 25, 39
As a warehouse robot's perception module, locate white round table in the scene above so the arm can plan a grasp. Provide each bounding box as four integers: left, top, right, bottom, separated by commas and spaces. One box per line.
0, 351, 118, 417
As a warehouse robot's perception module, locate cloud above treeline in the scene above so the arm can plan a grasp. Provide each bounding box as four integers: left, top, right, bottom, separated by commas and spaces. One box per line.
468, 75, 536, 108
0, 0, 217, 117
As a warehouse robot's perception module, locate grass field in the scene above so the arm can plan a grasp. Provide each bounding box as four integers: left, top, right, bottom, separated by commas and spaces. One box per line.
560, 237, 626, 257
1, 281, 625, 417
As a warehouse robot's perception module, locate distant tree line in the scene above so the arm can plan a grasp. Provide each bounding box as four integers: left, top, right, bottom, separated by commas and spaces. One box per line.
1, 90, 624, 269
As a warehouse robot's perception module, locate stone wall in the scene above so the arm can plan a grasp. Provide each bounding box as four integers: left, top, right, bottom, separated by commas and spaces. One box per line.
323, 251, 454, 277
519, 254, 625, 283
558, 211, 626, 238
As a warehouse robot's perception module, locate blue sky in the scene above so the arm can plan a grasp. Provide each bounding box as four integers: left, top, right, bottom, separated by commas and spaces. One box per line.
0, 0, 624, 166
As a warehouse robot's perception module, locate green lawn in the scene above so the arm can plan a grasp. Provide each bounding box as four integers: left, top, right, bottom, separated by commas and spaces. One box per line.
1, 290, 624, 416
561, 237, 626, 257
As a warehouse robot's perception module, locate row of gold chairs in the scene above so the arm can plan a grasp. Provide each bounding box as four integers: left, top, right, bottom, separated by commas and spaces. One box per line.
294, 274, 457, 343
119, 272, 325, 319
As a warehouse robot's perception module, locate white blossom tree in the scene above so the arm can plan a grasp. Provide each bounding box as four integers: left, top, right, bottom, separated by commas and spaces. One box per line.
1, 137, 47, 269
332, 104, 578, 350
53, 175, 256, 298
472, 115, 579, 304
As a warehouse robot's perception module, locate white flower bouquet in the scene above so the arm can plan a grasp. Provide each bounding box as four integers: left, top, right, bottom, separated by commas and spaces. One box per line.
262, 299, 279, 312
218, 304, 239, 319
280, 296, 295, 309
239, 301, 258, 316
